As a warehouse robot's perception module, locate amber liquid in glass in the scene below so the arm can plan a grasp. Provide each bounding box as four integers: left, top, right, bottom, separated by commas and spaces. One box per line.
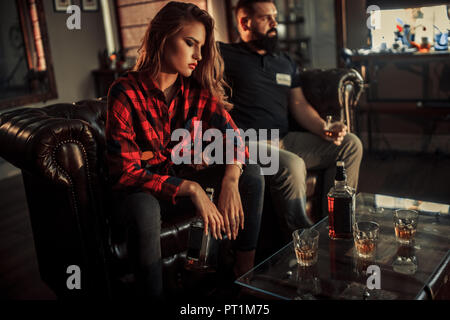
395, 225, 416, 242
295, 246, 317, 266
354, 238, 376, 257
324, 129, 339, 138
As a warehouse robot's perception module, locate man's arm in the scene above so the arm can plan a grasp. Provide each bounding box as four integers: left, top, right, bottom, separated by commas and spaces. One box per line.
288, 87, 347, 145
288, 87, 326, 136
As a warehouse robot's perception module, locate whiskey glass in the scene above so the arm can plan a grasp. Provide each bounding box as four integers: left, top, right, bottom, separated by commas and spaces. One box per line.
353, 221, 379, 259
393, 209, 419, 245
324, 115, 344, 139
292, 228, 320, 266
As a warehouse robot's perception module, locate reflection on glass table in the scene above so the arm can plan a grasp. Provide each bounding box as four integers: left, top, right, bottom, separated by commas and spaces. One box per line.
236, 193, 450, 300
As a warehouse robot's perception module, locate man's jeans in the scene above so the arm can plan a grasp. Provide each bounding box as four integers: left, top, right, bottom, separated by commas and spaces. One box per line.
249, 131, 363, 241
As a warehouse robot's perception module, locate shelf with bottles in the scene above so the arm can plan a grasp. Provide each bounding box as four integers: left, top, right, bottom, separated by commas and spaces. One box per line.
367, 4, 449, 55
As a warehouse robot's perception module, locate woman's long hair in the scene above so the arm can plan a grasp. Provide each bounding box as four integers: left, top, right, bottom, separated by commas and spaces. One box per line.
133, 1, 232, 110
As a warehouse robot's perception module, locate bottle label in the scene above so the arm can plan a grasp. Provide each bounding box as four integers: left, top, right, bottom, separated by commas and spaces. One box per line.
328, 195, 354, 239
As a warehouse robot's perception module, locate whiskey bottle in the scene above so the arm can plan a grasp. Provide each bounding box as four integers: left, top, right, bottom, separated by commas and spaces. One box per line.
327, 161, 355, 239
185, 188, 219, 271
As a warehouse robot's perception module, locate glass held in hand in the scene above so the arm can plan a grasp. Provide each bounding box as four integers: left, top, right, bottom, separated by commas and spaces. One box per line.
324, 115, 345, 139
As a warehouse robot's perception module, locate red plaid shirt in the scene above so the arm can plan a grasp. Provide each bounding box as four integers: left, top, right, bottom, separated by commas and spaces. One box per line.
106, 70, 247, 204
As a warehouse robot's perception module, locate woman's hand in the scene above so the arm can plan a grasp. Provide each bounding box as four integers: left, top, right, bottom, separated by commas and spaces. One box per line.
218, 177, 244, 240
179, 180, 224, 239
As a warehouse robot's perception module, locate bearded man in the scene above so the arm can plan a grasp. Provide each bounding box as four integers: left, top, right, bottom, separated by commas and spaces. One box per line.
218, 0, 363, 240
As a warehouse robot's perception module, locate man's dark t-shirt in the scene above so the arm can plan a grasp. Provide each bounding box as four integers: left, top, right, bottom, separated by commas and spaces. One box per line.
219, 41, 302, 138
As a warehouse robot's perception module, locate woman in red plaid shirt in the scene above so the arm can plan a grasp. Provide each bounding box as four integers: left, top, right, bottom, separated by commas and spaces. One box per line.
106, 2, 264, 299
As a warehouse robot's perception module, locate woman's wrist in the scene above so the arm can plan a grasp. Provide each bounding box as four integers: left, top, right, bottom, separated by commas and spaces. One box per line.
223, 163, 241, 185
232, 162, 244, 176
179, 180, 201, 198
222, 175, 239, 186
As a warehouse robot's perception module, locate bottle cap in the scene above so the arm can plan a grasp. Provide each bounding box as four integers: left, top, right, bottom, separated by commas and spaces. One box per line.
205, 187, 214, 201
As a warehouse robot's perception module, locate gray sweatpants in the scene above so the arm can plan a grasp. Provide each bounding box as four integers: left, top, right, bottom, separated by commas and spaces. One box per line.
249, 131, 363, 239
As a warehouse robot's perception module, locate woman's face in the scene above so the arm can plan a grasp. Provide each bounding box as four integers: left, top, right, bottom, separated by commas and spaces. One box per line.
162, 20, 206, 77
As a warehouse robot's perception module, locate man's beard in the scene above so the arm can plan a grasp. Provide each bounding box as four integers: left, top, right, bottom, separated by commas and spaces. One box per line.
249, 28, 279, 54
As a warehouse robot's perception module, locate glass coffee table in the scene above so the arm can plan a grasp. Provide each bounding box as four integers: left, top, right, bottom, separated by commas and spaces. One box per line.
236, 193, 450, 300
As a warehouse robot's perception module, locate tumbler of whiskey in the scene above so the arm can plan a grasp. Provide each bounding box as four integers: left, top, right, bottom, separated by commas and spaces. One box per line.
353, 221, 379, 259
393, 209, 419, 245
292, 228, 320, 266
324, 115, 344, 139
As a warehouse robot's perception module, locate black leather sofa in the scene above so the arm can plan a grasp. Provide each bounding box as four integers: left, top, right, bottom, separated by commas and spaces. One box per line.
0, 68, 363, 299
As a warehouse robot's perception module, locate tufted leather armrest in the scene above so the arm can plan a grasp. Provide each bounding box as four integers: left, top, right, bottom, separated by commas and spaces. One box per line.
0, 102, 111, 298
0, 106, 99, 186
0, 100, 203, 297
297, 68, 364, 133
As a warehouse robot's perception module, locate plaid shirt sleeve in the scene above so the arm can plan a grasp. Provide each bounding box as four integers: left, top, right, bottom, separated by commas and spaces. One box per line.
106, 81, 183, 204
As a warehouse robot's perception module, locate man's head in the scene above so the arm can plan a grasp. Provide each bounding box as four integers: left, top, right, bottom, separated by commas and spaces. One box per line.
235, 0, 278, 54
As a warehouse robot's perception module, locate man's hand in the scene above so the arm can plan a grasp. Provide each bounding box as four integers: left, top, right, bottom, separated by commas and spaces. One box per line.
322, 121, 347, 146
289, 87, 348, 143
218, 177, 244, 240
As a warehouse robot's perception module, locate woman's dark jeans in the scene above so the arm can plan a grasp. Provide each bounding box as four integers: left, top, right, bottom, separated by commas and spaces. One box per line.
112, 164, 264, 299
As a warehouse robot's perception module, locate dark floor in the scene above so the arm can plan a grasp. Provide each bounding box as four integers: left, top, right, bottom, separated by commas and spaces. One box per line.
0, 151, 449, 300
0, 172, 56, 300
